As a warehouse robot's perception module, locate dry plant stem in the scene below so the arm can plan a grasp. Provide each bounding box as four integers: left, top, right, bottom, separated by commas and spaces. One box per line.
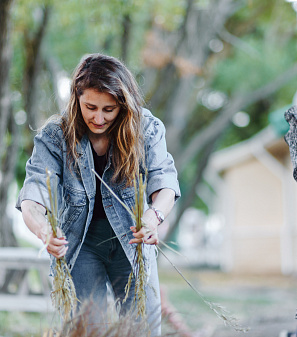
124, 174, 147, 319
41, 169, 78, 322
92, 169, 136, 221
157, 246, 249, 333
92, 169, 247, 332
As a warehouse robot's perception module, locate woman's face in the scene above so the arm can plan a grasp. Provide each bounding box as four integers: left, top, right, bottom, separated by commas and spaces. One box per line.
79, 88, 121, 137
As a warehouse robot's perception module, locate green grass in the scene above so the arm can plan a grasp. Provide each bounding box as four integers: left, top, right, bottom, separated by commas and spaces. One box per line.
0, 311, 57, 337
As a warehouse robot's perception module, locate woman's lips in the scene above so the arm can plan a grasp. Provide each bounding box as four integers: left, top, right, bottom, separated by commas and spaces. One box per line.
92, 122, 105, 128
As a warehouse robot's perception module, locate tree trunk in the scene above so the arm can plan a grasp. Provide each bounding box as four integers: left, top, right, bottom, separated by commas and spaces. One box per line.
0, 0, 13, 160
23, 5, 51, 130
0, 0, 17, 249
0, 112, 19, 248
120, 13, 132, 63
163, 137, 218, 244
143, 0, 238, 157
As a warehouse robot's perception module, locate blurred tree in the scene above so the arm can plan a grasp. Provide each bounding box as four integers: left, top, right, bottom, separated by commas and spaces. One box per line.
0, 1, 55, 294
0, 0, 13, 163
2, 0, 297, 249
0, 0, 53, 250
0, 0, 18, 247
139, 0, 297, 241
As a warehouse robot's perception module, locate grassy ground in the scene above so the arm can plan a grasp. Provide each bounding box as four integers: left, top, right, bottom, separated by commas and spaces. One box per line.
159, 268, 297, 336
0, 269, 297, 336
0, 311, 56, 337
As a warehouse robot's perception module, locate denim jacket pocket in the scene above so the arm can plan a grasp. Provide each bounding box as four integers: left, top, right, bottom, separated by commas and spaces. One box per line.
119, 185, 135, 212
61, 187, 87, 235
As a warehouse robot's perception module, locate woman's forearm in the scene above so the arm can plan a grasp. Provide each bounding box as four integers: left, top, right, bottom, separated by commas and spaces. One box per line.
21, 200, 48, 241
150, 188, 176, 219
21, 200, 68, 258
130, 188, 176, 245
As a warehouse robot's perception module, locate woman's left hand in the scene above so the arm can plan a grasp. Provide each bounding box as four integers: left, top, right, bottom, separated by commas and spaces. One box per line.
129, 224, 159, 245
129, 208, 160, 245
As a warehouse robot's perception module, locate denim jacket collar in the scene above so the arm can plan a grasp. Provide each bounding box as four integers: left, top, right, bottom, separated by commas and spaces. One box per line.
76, 134, 113, 200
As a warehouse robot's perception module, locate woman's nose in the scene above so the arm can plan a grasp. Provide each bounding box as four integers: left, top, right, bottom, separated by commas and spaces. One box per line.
94, 111, 104, 124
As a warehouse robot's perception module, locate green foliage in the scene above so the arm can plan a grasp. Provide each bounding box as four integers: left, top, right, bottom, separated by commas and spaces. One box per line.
213, 0, 297, 94
43, 0, 185, 72
6, 0, 297, 222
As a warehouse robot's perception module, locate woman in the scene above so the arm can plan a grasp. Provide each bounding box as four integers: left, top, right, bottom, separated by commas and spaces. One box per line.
16, 53, 180, 336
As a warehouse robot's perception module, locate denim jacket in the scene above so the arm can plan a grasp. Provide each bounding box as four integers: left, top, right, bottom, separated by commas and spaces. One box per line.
16, 108, 181, 275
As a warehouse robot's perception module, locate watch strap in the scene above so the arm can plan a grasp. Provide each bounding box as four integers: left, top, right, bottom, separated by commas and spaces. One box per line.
149, 206, 165, 225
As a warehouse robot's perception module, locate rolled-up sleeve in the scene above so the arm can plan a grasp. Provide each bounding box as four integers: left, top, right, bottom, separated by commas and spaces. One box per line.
143, 110, 181, 203
16, 125, 63, 212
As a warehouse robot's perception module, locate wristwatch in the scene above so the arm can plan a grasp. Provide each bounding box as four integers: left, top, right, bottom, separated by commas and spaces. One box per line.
149, 206, 165, 225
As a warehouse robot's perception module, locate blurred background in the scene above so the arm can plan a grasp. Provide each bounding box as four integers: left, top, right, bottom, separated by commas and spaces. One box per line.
1, 0, 297, 336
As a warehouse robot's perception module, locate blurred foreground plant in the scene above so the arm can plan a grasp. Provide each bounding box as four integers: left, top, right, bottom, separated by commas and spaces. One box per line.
43, 299, 153, 337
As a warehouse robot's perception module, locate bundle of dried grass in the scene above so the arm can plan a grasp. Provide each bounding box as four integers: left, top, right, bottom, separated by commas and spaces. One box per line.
123, 173, 148, 318
41, 169, 78, 322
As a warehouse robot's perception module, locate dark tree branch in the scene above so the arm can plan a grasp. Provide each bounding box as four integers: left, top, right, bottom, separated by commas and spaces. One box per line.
175, 62, 297, 172
218, 27, 261, 58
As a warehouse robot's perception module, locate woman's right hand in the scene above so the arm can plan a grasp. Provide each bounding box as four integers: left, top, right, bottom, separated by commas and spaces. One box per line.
39, 226, 69, 259
21, 200, 68, 259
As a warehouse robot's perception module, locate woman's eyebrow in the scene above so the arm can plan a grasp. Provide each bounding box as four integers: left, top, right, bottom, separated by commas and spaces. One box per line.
84, 102, 97, 107
105, 104, 118, 107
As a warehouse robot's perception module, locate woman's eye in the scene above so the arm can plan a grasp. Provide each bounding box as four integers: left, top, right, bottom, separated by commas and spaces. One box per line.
87, 106, 96, 111
104, 108, 114, 113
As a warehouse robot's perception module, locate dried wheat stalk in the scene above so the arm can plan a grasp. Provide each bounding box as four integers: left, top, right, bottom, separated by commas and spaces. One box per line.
123, 173, 148, 318
40, 169, 78, 322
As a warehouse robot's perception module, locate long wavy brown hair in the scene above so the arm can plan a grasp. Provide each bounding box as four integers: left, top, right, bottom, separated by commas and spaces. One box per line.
61, 53, 145, 185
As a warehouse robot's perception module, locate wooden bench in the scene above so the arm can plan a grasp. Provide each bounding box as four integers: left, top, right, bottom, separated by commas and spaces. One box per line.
0, 247, 53, 312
